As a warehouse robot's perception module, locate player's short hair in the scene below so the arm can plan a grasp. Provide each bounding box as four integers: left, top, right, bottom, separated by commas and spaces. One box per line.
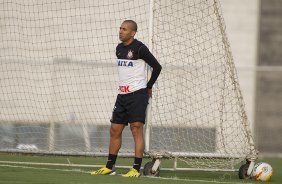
123, 20, 138, 32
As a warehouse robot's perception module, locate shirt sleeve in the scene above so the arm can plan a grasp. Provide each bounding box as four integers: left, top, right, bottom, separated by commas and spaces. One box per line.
115, 44, 120, 57
139, 45, 162, 89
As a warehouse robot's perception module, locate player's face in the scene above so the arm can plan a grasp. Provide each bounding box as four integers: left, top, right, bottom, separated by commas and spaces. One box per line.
119, 22, 135, 43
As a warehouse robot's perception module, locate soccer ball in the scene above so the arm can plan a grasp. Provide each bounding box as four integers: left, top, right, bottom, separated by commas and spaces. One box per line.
252, 162, 273, 181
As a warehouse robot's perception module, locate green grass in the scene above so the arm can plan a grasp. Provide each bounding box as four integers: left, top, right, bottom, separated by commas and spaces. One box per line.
0, 153, 281, 184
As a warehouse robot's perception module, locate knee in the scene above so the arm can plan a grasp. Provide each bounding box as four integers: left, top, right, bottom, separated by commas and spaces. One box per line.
110, 126, 122, 138
130, 124, 143, 136
110, 127, 115, 137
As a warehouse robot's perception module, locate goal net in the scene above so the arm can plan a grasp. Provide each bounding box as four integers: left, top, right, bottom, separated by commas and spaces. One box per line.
0, 0, 257, 170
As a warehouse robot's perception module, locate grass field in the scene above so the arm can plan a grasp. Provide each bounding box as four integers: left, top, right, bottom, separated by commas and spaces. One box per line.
0, 153, 281, 184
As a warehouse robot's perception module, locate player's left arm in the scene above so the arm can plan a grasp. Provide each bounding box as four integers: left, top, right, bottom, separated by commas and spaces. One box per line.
139, 45, 162, 97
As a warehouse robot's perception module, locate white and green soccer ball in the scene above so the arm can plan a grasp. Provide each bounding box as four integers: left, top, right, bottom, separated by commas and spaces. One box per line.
252, 162, 273, 182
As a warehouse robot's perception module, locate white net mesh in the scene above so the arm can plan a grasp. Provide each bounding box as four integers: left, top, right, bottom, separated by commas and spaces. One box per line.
0, 0, 256, 170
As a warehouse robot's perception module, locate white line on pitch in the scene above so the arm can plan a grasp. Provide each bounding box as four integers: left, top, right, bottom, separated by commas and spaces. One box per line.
0, 164, 253, 184
0, 164, 89, 173
145, 176, 254, 184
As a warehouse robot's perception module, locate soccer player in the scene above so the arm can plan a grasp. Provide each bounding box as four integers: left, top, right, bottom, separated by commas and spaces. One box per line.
91, 20, 162, 177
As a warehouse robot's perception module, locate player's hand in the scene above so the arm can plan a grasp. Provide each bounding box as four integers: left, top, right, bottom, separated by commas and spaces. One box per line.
147, 88, 152, 98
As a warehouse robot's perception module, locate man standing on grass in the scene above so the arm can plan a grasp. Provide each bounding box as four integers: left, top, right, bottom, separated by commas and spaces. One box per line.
91, 20, 162, 177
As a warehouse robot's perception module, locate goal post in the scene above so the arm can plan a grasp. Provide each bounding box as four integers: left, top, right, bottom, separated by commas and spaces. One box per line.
0, 0, 257, 171
144, 0, 155, 153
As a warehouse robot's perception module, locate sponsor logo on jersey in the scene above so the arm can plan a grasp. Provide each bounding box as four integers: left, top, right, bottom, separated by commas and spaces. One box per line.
119, 86, 130, 93
117, 60, 134, 67
127, 49, 134, 59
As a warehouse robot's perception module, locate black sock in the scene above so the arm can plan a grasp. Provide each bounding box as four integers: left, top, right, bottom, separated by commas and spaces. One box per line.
133, 157, 142, 172
106, 154, 117, 170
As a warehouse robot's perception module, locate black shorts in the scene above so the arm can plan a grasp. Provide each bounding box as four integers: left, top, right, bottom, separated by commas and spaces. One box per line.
111, 88, 149, 125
